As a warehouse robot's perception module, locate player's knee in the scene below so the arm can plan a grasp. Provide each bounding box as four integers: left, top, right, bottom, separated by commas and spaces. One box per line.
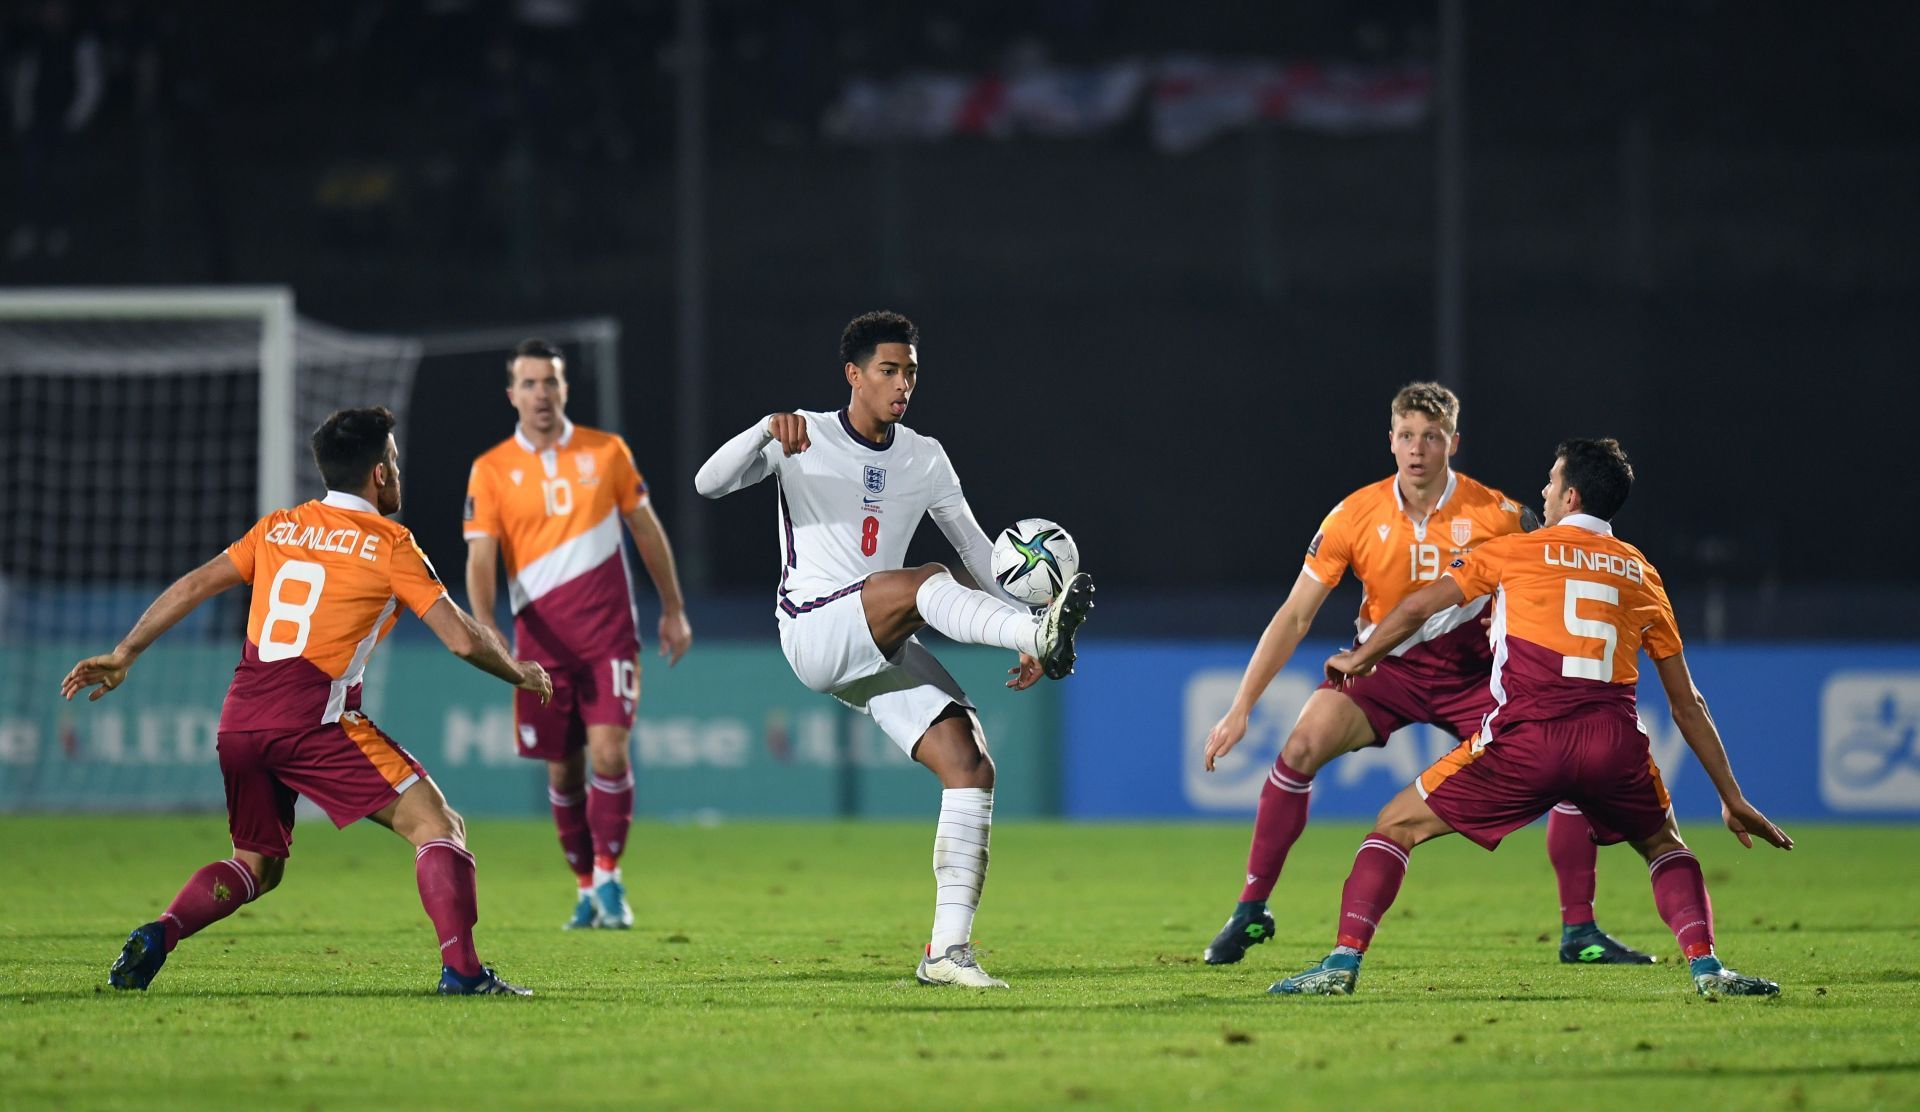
1631, 827, 1685, 862
910, 563, 950, 584
961, 746, 996, 789
1279, 729, 1338, 776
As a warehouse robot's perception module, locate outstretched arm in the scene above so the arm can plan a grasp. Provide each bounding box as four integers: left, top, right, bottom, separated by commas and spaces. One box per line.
695, 415, 786, 498
419, 597, 553, 702
1325, 577, 1466, 681
1652, 651, 1792, 850
1202, 571, 1332, 770
61, 553, 244, 701
623, 501, 692, 664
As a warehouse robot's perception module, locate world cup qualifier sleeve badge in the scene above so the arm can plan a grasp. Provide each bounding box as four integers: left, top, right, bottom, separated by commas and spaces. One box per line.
864, 466, 886, 494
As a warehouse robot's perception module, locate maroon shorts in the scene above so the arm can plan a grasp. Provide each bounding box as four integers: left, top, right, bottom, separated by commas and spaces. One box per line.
514, 651, 640, 761
1320, 654, 1496, 746
218, 711, 428, 858
1417, 713, 1673, 851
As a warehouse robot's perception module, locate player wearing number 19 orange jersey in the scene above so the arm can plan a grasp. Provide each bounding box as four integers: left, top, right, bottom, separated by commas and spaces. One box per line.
1272, 438, 1792, 999
1199, 384, 1652, 967
62, 407, 554, 996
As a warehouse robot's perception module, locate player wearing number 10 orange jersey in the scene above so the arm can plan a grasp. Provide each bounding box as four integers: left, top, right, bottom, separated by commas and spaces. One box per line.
1272, 438, 1792, 999
62, 407, 554, 996
464, 339, 693, 931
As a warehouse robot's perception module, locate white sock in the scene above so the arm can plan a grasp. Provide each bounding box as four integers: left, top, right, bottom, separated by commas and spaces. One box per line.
930, 787, 993, 953
593, 865, 621, 886
915, 572, 1040, 656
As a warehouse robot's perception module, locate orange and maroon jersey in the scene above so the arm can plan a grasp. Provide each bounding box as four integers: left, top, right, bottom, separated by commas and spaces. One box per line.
1444, 513, 1682, 736
464, 420, 646, 663
221, 492, 450, 730
1303, 471, 1530, 672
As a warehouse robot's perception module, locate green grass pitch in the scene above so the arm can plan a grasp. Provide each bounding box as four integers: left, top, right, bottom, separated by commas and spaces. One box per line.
2, 816, 1916, 1109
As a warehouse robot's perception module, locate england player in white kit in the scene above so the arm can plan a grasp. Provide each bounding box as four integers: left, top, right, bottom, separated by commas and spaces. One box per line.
695, 310, 1094, 988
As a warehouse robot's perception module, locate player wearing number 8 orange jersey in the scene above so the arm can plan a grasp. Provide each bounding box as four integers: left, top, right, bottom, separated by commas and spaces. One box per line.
463, 339, 692, 931
62, 406, 553, 996
1199, 383, 1652, 968
1270, 438, 1792, 999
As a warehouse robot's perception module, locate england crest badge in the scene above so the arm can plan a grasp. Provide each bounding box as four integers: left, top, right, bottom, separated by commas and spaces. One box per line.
864, 465, 886, 494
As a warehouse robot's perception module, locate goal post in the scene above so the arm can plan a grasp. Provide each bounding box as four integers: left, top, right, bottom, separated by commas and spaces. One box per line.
0, 286, 299, 515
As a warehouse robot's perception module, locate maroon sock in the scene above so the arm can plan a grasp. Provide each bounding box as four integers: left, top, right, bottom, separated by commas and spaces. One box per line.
415, 840, 482, 977
159, 859, 258, 951
1239, 758, 1314, 902
588, 770, 635, 871
1648, 848, 1715, 959
1335, 834, 1411, 951
1546, 803, 1599, 925
548, 787, 593, 885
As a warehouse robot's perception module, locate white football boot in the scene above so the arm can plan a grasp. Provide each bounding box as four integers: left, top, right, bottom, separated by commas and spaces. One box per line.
915, 942, 1009, 988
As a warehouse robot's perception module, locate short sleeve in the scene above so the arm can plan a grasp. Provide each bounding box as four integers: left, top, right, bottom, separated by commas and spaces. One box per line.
464, 461, 499, 540
611, 436, 649, 513
226, 516, 267, 584
1301, 503, 1353, 587
1442, 539, 1505, 601
1639, 564, 1685, 660
390, 531, 452, 618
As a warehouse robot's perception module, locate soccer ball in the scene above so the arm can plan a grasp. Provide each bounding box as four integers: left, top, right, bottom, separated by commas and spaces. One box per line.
990, 518, 1080, 606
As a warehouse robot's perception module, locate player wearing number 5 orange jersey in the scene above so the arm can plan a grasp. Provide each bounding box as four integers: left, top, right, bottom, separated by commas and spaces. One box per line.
1199, 383, 1651, 968
62, 406, 554, 996
1271, 438, 1792, 999
464, 339, 693, 931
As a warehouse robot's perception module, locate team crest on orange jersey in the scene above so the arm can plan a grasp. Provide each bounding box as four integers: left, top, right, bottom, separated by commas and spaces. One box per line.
575, 451, 596, 477
509, 469, 524, 485
1451, 517, 1472, 547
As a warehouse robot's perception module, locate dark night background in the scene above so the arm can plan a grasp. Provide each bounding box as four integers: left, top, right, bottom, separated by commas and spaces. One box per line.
6, 1, 1913, 640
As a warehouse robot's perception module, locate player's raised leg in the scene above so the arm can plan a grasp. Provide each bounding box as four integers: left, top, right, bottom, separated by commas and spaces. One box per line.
369, 778, 531, 996
1270, 783, 1451, 996
865, 563, 1093, 681
585, 722, 637, 928
1204, 688, 1377, 964
1629, 819, 1777, 997
1548, 802, 1654, 964
910, 705, 1007, 989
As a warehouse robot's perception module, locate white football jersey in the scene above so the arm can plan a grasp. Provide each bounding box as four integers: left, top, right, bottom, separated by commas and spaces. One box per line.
695, 408, 1008, 619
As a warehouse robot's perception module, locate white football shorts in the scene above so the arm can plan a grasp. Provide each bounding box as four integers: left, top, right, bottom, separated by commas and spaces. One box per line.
777, 578, 974, 755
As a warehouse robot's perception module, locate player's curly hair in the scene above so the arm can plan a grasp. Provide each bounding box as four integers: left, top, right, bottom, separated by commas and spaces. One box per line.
506, 338, 565, 382
311, 406, 397, 492
840, 310, 918, 369
1390, 382, 1461, 432
1555, 437, 1634, 520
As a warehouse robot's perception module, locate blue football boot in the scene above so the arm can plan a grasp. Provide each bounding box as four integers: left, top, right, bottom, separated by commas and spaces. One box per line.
1269, 950, 1362, 995
1203, 901, 1278, 965
1559, 922, 1657, 964
593, 877, 633, 929
108, 922, 169, 990
1690, 956, 1779, 998
564, 889, 601, 930
437, 966, 533, 996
